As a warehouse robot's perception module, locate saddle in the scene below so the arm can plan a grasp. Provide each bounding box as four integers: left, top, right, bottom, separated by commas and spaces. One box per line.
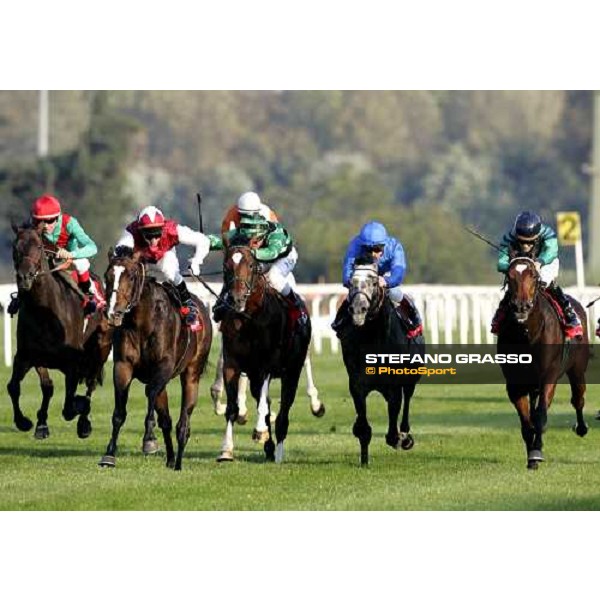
541, 288, 571, 333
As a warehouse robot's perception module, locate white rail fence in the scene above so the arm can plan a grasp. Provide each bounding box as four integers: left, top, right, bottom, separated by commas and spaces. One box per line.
2, 282, 600, 367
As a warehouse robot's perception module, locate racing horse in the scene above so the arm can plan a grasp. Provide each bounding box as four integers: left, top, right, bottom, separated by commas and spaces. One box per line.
99, 249, 212, 471
497, 256, 589, 469
217, 245, 311, 463
7, 224, 111, 439
336, 257, 424, 466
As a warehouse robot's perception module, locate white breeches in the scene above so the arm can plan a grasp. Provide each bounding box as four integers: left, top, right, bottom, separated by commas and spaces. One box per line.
73, 258, 90, 274
388, 285, 403, 303
145, 248, 183, 285
539, 258, 559, 286
265, 247, 298, 296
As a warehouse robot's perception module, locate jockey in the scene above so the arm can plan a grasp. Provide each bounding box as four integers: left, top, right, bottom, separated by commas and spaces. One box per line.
9, 194, 102, 316
220, 191, 279, 236
491, 210, 583, 338
332, 221, 423, 338
209, 212, 304, 322
114, 206, 210, 332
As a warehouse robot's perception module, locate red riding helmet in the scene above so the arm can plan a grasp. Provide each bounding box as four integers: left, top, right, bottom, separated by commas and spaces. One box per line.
137, 206, 166, 230
31, 194, 61, 220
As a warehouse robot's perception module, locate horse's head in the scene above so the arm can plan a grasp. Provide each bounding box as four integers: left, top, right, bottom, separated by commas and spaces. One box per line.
348, 258, 382, 327
12, 224, 45, 291
104, 249, 145, 327
224, 245, 263, 313
506, 257, 540, 322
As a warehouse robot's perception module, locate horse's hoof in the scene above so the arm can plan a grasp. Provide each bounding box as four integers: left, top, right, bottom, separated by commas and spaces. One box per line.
166, 459, 175, 469
217, 450, 234, 462
15, 414, 33, 432
252, 429, 270, 444
360, 455, 369, 467
143, 439, 159, 455
213, 401, 226, 416
527, 450, 544, 465
274, 442, 284, 464
34, 424, 50, 440
264, 438, 275, 461
77, 417, 92, 439
527, 460, 539, 470
385, 433, 400, 449
400, 433, 415, 451
236, 411, 248, 425
573, 423, 589, 437
98, 455, 116, 468
310, 403, 326, 418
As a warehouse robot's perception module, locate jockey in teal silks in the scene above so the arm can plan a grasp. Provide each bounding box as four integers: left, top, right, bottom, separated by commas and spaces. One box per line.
9, 194, 104, 317
332, 221, 422, 338
491, 210, 583, 339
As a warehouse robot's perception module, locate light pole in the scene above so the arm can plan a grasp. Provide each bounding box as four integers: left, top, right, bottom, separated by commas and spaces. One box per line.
37, 90, 49, 158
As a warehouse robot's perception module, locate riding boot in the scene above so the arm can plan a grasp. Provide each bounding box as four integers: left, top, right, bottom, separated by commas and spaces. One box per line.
7, 292, 20, 317
212, 287, 230, 323
284, 290, 308, 328
547, 283, 583, 339
331, 300, 351, 337
398, 295, 423, 339
79, 279, 97, 316
176, 281, 201, 332
491, 290, 511, 335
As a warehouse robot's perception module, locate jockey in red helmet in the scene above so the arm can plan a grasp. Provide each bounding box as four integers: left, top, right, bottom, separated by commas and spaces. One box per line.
114, 205, 211, 332
27, 194, 103, 315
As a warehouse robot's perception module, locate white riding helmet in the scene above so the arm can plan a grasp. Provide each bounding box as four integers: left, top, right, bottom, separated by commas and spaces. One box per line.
237, 191, 262, 215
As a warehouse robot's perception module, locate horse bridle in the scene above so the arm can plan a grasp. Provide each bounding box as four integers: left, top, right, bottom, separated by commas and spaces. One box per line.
226, 247, 265, 307
14, 236, 73, 283
348, 269, 385, 320
507, 256, 541, 319
108, 260, 146, 319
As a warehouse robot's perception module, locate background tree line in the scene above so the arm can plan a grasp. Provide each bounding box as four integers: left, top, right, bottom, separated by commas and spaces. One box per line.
0, 91, 592, 284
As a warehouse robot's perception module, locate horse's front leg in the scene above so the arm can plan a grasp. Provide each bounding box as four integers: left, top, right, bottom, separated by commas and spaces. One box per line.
217, 364, 241, 462
350, 378, 371, 466
399, 384, 416, 450
508, 385, 536, 469
174, 370, 200, 471
383, 387, 402, 449
274, 363, 304, 464
530, 382, 557, 467
99, 360, 133, 467
34, 367, 54, 439
7, 353, 34, 432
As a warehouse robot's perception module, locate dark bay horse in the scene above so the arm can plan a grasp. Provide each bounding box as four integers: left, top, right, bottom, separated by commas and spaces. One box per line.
498, 257, 589, 469
99, 250, 212, 470
7, 225, 111, 440
217, 245, 311, 463
337, 259, 424, 466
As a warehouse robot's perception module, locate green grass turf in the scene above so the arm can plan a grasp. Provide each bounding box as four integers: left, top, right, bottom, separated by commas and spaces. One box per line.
1, 346, 600, 510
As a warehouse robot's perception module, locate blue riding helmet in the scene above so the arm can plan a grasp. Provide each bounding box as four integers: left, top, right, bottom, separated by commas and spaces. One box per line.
512, 211, 542, 242
358, 221, 388, 247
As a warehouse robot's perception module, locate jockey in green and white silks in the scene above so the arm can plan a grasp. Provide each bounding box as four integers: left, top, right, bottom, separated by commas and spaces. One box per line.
491, 210, 583, 338
207, 213, 303, 321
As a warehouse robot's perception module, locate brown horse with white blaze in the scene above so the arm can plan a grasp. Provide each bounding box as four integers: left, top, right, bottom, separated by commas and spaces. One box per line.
217, 245, 311, 463
99, 250, 212, 470
498, 257, 589, 469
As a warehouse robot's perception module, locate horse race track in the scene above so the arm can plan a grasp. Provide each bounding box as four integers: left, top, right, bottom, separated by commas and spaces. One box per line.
2, 348, 600, 510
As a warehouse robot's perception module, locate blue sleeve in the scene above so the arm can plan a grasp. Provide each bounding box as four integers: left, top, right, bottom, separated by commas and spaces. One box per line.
342, 239, 359, 287
384, 240, 406, 287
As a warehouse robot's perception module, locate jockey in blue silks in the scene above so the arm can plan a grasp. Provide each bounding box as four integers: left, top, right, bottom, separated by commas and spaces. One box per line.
333, 221, 423, 338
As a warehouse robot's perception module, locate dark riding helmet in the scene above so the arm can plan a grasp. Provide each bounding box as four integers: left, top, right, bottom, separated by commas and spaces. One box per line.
512, 211, 542, 242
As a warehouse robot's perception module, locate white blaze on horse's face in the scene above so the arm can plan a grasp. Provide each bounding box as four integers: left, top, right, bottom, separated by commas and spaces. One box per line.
108, 265, 125, 318
515, 264, 528, 274
350, 265, 379, 327
232, 252, 243, 265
